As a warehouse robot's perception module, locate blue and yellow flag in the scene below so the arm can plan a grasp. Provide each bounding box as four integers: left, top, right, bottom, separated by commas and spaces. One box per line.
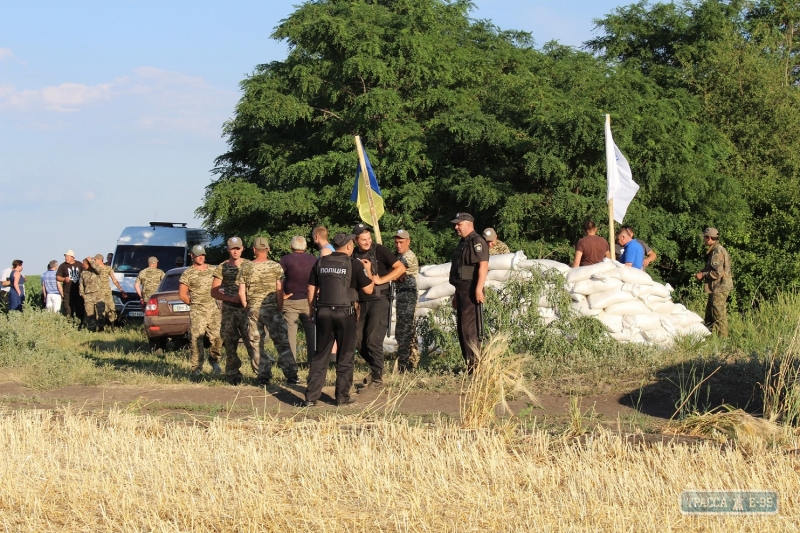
350, 146, 384, 224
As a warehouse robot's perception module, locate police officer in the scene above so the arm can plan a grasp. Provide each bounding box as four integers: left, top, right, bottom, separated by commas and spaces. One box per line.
449, 212, 489, 371
211, 237, 250, 385
351, 223, 406, 387
304, 233, 374, 406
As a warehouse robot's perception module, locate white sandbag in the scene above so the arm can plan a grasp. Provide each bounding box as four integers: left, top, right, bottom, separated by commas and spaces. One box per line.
419, 262, 451, 277
488, 250, 527, 270
622, 313, 663, 331
645, 282, 673, 298
414, 307, 432, 318
484, 279, 505, 290
519, 259, 571, 275
417, 296, 451, 309
660, 317, 678, 336
424, 283, 456, 299
510, 269, 535, 280
537, 295, 551, 308
588, 289, 636, 309
680, 313, 705, 327
597, 313, 624, 333
620, 283, 644, 297
416, 275, 450, 290
565, 259, 616, 284
538, 307, 556, 319
671, 304, 688, 316
603, 300, 653, 316
678, 323, 711, 337
572, 300, 602, 316
571, 292, 587, 302
616, 265, 654, 285
661, 314, 683, 327
570, 277, 623, 296
487, 270, 511, 281
640, 293, 669, 306
648, 301, 676, 314
641, 328, 672, 344
611, 330, 638, 342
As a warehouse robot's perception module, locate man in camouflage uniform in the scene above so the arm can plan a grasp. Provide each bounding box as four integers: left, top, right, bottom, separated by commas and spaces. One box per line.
211, 237, 250, 385
79, 257, 105, 332
393, 229, 420, 371
179, 245, 222, 377
135, 256, 165, 305
237, 236, 299, 386
695, 227, 733, 337
94, 254, 126, 330
483, 228, 511, 256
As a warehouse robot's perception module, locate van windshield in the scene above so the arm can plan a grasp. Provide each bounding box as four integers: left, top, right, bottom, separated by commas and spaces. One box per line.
113, 246, 186, 273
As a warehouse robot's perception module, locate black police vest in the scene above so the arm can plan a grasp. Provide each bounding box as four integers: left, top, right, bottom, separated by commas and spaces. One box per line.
317, 255, 358, 307
354, 244, 387, 297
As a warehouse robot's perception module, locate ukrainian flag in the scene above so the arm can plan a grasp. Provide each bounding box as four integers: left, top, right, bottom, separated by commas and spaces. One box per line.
350, 145, 384, 224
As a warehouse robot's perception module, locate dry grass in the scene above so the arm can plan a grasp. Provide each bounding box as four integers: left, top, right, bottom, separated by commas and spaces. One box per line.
0, 407, 798, 531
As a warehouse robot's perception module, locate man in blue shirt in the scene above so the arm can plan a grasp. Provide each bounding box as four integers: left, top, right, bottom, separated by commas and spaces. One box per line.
617, 228, 645, 269
41, 260, 63, 312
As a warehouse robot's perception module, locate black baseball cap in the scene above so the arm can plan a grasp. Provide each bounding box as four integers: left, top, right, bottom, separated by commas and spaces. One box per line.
450, 212, 475, 223
332, 233, 357, 249
352, 223, 370, 236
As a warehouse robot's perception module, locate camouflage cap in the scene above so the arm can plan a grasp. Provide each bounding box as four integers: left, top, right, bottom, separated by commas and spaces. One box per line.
227, 236, 243, 249
450, 212, 474, 223
148, 256, 158, 264
252, 236, 269, 249
703, 227, 720, 238
394, 229, 410, 240
94, 253, 105, 261
191, 244, 206, 256
482, 228, 497, 242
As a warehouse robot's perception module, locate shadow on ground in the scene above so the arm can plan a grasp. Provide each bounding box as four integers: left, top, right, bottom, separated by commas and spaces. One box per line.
620, 354, 765, 419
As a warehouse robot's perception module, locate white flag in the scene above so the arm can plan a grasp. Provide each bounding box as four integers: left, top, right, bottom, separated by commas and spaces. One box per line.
605, 115, 639, 223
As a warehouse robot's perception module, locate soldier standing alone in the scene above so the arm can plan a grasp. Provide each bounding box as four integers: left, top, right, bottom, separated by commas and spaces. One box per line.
450, 213, 489, 371
179, 245, 223, 377
392, 229, 420, 372
135, 256, 165, 305
237, 237, 300, 386
695, 227, 733, 337
211, 237, 250, 385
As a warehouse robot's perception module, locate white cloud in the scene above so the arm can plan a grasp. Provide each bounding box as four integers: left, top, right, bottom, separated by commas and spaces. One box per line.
0, 48, 12, 60
0, 67, 238, 135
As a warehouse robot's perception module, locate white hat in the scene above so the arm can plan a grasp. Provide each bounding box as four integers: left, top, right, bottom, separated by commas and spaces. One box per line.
64, 249, 75, 257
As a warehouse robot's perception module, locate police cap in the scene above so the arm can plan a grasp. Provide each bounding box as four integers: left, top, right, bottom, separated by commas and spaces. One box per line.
450, 212, 474, 224
332, 233, 357, 249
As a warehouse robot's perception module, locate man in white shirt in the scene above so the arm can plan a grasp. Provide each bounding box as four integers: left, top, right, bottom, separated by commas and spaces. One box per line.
0, 266, 11, 308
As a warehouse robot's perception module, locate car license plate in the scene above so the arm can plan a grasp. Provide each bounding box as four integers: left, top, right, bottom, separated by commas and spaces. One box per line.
172, 304, 190, 312
128, 311, 144, 317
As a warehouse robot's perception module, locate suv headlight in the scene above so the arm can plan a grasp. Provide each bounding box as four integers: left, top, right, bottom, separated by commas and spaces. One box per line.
113, 295, 123, 306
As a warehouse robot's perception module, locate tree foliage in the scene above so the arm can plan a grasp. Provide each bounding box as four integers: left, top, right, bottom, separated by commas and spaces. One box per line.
201, 0, 800, 307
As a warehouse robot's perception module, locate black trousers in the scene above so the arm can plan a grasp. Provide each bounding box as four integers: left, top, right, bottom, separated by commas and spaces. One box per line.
455, 285, 480, 368
63, 289, 85, 322
354, 297, 390, 380
305, 306, 357, 403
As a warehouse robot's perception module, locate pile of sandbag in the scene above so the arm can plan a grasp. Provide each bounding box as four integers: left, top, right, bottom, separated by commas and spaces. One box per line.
383, 252, 709, 351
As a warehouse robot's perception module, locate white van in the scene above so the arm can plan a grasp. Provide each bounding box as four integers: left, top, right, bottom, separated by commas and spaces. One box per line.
110, 222, 216, 320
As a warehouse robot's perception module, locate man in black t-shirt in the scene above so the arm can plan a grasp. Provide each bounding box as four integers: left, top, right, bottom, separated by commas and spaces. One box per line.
449, 212, 489, 371
304, 233, 374, 406
56, 249, 85, 323
351, 223, 406, 387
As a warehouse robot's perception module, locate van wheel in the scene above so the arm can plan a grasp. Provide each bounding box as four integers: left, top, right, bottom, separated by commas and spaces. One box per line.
149, 338, 166, 355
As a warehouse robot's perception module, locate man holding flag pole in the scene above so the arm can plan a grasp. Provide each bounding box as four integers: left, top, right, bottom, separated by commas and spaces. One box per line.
350, 136, 406, 389
605, 114, 640, 260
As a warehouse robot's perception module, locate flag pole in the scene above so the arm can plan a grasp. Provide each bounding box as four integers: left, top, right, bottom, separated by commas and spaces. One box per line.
354, 135, 382, 244
606, 114, 615, 260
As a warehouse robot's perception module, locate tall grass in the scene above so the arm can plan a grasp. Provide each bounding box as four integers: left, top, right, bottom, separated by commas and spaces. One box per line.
0, 407, 796, 531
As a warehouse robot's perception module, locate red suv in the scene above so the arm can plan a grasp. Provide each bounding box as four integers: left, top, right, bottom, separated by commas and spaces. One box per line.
144, 267, 192, 352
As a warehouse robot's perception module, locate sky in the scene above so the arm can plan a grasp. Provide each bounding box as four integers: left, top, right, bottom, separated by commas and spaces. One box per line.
0, 0, 629, 274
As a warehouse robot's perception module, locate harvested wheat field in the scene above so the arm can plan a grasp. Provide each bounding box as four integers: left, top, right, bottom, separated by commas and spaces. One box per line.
0, 406, 798, 532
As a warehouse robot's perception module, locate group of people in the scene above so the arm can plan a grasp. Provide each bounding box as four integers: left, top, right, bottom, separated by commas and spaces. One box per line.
2, 214, 733, 404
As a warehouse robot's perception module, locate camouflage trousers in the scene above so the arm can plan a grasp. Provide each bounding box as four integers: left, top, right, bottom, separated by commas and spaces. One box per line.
394, 290, 419, 369
189, 305, 222, 372
245, 304, 298, 381
102, 292, 117, 324
83, 295, 106, 332
220, 305, 249, 378
705, 291, 729, 338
